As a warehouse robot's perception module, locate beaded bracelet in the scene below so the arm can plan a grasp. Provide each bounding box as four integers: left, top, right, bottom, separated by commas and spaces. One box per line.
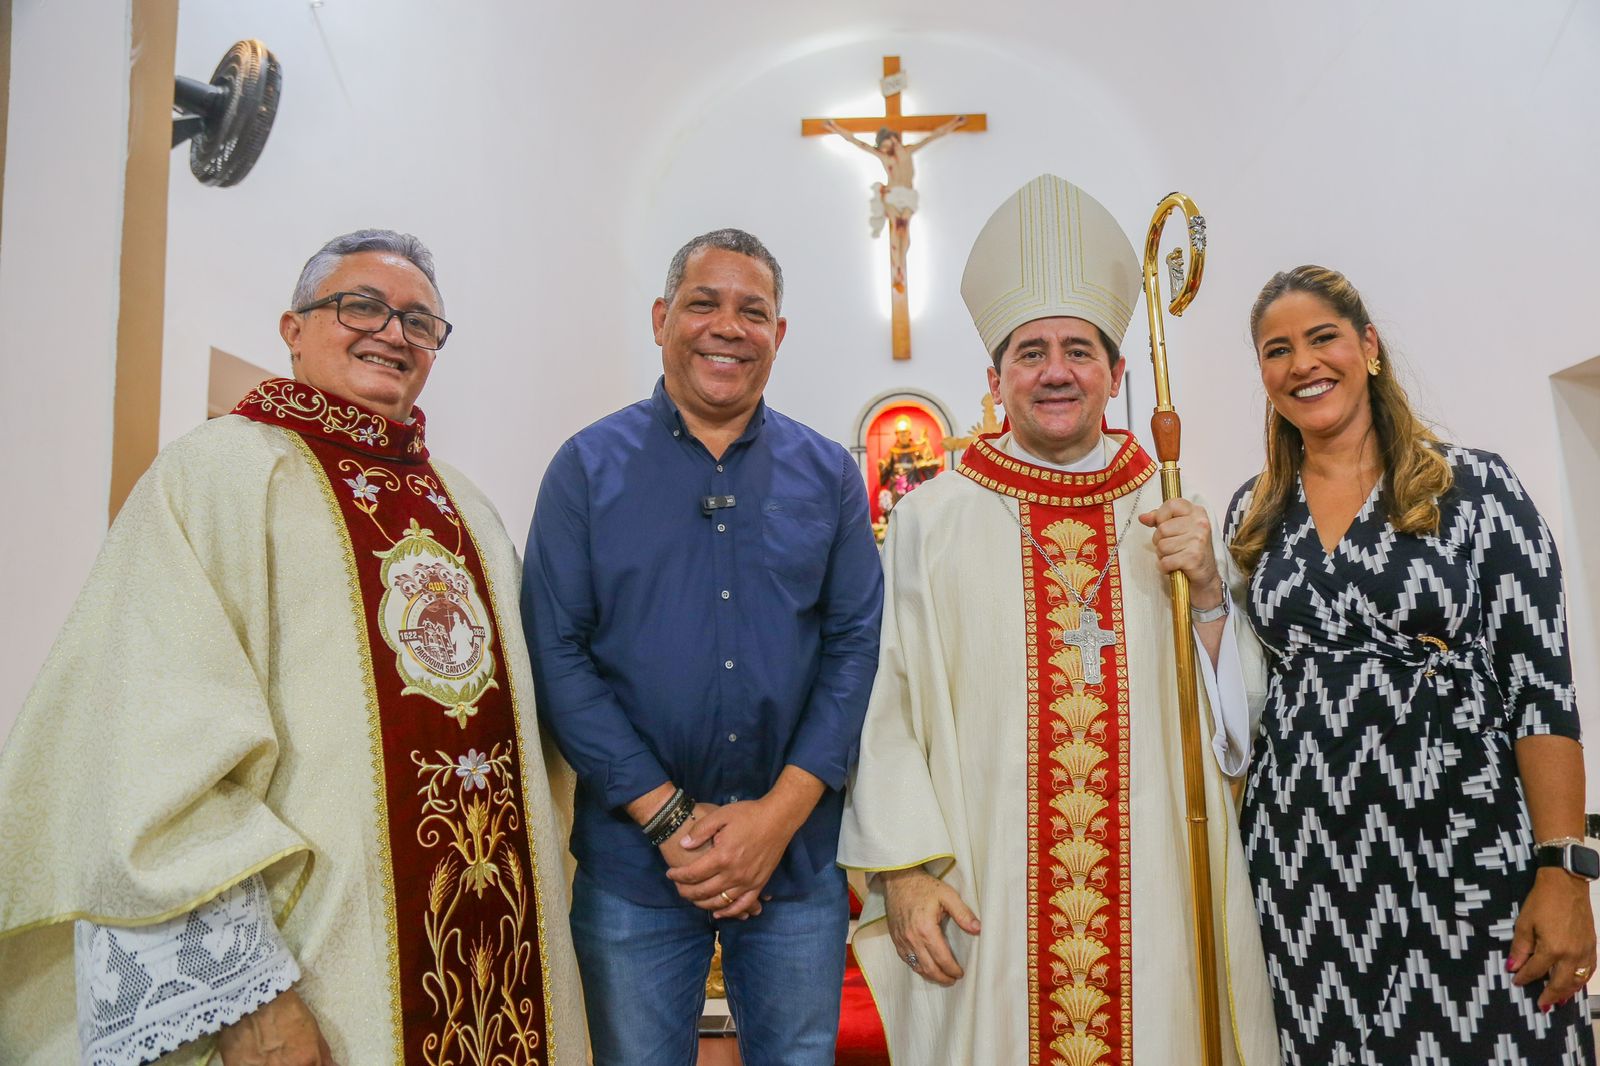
641, 787, 685, 840
646, 792, 697, 847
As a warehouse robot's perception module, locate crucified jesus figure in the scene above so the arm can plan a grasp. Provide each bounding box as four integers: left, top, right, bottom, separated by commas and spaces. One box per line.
823, 115, 967, 294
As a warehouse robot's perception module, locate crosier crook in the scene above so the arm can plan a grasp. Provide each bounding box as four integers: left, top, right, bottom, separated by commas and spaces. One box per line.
1143, 191, 1223, 1066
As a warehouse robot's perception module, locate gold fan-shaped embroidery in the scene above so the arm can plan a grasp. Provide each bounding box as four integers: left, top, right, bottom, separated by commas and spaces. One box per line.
1039, 517, 1098, 557
1050, 690, 1109, 742
1049, 885, 1111, 938
1049, 984, 1111, 1030
1048, 790, 1109, 837
1048, 837, 1110, 885
1050, 739, 1108, 789
1048, 933, 1111, 980
1050, 1031, 1114, 1066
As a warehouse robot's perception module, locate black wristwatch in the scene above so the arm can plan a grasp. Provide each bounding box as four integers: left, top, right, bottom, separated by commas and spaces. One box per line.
1535, 838, 1600, 881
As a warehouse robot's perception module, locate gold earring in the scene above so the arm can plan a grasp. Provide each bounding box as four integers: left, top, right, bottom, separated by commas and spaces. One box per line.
1367, 356, 1381, 377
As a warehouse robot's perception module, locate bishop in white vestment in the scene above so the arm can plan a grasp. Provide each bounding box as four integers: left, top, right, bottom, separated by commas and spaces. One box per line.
837, 175, 1279, 1065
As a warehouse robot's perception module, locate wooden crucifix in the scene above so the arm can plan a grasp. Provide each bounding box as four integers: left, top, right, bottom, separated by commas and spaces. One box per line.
802, 56, 987, 360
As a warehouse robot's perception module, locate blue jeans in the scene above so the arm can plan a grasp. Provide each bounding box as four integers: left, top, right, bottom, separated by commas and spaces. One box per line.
569, 864, 849, 1066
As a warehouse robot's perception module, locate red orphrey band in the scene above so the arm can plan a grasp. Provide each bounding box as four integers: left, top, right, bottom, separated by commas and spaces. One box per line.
233, 379, 553, 1064
959, 432, 1156, 1065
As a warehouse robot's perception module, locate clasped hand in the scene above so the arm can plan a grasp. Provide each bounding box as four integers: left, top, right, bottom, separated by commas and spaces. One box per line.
659, 799, 791, 920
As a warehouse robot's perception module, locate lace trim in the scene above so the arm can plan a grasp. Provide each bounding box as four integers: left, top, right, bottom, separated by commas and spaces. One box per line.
75, 874, 302, 1066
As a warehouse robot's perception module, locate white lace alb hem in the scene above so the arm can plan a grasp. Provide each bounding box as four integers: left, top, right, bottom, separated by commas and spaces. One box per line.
75, 873, 302, 1066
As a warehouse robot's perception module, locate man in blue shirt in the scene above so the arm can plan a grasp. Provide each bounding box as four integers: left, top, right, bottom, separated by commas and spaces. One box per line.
523, 228, 883, 1066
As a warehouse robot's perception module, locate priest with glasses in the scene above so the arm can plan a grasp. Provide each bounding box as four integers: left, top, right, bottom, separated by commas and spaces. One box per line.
0, 230, 587, 1065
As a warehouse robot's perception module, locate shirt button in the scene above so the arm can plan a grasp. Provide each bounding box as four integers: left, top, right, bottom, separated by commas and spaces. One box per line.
716, 464, 724, 472
672, 429, 681, 437
724, 659, 734, 670
716, 523, 726, 533
720, 589, 730, 600
728, 733, 738, 742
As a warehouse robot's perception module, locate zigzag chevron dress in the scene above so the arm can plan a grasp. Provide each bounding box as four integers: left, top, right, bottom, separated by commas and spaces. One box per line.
1228, 445, 1593, 1064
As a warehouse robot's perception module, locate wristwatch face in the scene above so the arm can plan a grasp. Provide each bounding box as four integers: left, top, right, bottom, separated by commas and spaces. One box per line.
1571, 845, 1600, 881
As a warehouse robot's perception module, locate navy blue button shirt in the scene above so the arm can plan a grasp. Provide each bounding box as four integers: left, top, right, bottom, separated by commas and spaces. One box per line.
522, 378, 883, 907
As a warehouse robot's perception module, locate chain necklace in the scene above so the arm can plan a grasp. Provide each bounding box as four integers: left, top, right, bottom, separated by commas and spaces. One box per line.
1002, 482, 1145, 685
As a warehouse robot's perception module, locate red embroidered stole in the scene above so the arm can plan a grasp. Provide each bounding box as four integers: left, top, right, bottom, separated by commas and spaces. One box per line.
233, 379, 552, 1064
959, 433, 1156, 1066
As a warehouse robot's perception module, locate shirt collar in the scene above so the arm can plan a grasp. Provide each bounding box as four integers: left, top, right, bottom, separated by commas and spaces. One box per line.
650, 375, 768, 446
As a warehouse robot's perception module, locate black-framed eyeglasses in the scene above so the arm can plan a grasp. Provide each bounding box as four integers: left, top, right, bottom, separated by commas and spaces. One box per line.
296, 292, 453, 350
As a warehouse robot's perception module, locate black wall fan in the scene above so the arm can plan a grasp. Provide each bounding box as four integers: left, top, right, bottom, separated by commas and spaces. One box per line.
171, 39, 282, 187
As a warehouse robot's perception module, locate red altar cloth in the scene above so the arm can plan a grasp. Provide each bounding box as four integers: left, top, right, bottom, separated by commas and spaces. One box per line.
835, 888, 889, 1065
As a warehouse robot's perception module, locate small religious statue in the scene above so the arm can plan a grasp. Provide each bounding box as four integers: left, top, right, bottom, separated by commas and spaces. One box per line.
821, 115, 967, 297
878, 415, 943, 509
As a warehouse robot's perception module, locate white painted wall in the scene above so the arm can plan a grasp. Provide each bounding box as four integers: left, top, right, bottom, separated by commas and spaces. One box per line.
162, 1, 633, 536
7, 1, 1600, 764
1555, 360, 1600, 750
0, 1, 130, 741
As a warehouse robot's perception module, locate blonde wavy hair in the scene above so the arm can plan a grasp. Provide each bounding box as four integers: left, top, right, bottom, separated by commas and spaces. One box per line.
1229, 265, 1453, 573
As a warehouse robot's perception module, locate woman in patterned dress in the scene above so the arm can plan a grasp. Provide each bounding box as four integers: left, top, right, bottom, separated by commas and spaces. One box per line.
1225, 265, 1595, 1063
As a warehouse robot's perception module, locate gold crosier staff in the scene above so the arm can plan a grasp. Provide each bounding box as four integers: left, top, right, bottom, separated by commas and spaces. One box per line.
1142, 192, 1223, 1066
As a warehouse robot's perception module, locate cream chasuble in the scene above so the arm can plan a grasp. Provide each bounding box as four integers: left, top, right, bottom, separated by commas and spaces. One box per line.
0, 381, 586, 1064
838, 431, 1277, 1066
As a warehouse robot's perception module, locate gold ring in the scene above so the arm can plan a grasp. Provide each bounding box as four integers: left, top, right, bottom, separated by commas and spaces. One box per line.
1578, 966, 1592, 979
720, 890, 734, 905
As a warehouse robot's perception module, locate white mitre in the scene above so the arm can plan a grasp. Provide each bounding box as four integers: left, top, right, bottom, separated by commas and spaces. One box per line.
961, 174, 1141, 354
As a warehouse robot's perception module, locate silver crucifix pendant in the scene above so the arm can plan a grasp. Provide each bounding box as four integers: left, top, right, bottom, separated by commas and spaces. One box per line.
1059, 605, 1117, 686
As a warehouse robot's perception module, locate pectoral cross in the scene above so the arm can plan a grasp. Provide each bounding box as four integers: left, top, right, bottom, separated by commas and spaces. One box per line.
802, 56, 986, 361
1059, 606, 1118, 687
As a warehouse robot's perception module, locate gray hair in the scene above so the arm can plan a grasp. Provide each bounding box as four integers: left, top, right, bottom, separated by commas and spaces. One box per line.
290, 229, 443, 312
663, 228, 783, 313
